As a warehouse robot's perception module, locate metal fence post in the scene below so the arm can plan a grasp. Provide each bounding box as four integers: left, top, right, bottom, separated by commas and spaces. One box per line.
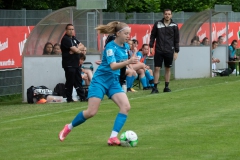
151, 12, 154, 24
48, 9, 52, 15
21, 8, 26, 26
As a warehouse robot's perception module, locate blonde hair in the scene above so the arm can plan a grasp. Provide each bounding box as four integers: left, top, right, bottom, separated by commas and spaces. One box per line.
95, 21, 128, 34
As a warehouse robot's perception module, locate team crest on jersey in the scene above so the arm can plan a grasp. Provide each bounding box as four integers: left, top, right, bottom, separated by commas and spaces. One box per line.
107, 49, 113, 56
74, 40, 77, 44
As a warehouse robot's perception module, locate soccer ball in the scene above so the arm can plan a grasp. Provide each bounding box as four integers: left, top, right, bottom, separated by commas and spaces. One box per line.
120, 130, 138, 147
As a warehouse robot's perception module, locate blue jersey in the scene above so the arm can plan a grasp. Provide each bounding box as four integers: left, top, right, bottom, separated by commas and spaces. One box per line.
93, 41, 129, 81
136, 51, 147, 64
88, 41, 129, 99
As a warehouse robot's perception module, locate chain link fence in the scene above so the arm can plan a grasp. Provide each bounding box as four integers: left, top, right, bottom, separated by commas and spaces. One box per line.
1, 9, 240, 96
0, 69, 22, 96
1, 9, 239, 26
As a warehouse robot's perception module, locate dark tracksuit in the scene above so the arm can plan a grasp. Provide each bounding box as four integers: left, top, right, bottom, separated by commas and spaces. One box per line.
61, 34, 86, 102
149, 18, 180, 68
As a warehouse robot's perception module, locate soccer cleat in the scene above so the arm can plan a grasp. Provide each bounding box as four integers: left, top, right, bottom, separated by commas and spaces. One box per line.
59, 124, 71, 142
163, 87, 171, 92
149, 79, 154, 84
130, 88, 137, 92
127, 88, 132, 92
107, 137, 121, 146
151, 88, 159, 94
143, 87, 151, 90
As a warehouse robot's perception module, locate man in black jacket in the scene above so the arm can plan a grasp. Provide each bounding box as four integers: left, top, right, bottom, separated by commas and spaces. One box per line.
61, 24, 86, 102
149, 9, 179, 93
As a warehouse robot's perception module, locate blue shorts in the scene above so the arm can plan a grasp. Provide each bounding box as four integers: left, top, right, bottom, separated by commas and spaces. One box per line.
87, 75, 124, 100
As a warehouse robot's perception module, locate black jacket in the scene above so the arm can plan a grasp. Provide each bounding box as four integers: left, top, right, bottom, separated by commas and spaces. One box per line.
149, 18, 179, 54
61, 34, 81, 68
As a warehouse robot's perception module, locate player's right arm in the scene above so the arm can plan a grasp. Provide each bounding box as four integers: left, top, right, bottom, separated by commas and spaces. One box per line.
110, 56, 138, 70
105, 48, 138, 70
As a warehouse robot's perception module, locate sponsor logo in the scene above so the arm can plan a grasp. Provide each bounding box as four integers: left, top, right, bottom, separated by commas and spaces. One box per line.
0, 59, 15, 66
0, 38, 8, 52
18, 34, 27, 56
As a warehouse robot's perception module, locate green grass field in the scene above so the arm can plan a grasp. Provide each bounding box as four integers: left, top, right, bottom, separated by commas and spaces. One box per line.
1, 76, 240, 160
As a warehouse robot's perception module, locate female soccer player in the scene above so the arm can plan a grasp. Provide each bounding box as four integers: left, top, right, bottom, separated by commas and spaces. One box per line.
59, 21, 139, 146
136, 44, 154, 88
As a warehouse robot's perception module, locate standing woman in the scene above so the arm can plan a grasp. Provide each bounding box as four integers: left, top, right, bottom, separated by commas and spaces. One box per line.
59, 21, 139, 146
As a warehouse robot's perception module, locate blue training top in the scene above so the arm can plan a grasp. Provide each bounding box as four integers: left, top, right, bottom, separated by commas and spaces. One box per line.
136, 51, 147, 64
93, 41, 129, 79
228, 45, 236, 59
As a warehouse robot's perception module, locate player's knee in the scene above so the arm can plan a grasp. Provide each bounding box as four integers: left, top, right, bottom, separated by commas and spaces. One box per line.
124, 104, 131, 113
138, 69, 144, 74
155, 67, 160, 71
120, 103, 131, 113
165, 66, 171, 71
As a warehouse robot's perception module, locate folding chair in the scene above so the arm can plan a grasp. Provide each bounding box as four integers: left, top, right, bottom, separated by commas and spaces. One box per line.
82, 62, 93, 71
132, 75, 141, 89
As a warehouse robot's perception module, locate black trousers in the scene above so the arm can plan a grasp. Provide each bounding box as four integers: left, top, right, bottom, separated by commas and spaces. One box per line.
64, 67, 86, 101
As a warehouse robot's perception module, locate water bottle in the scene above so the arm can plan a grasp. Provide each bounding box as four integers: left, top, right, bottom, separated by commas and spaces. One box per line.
122, 80, 127, 93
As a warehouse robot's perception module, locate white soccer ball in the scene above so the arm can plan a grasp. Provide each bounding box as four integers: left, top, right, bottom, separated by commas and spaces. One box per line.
120, 130, 138, 147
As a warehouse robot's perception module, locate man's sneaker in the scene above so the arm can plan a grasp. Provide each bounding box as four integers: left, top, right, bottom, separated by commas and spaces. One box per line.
107, 137, 121, 146
163, 87, 171, 92
151, 88, 159, 94
67, 99, 75, 103
59, 124, 71, 142
80, 98, 88, 102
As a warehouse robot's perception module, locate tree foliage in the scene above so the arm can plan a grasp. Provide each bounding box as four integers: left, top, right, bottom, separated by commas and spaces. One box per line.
0, 0, 239, 12
0, 0, 75, 10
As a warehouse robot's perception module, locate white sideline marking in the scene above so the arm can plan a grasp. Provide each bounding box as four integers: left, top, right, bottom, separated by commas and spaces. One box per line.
1, 80, 239, 124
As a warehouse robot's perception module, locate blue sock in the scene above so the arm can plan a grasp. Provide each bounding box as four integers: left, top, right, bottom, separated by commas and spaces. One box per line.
131, 76, 135, 88
126, 76, 132, 88
145, 70, 153, 81
146, 78, 150, 87
112, 113, 127, 132
140, 76, 147, 88
71, 111, 86, 127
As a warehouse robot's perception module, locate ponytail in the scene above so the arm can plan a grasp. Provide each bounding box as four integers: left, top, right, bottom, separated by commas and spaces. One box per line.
95, 21, 129, 34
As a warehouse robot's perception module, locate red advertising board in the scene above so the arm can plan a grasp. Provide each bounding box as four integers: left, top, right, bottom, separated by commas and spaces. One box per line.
0, 23, 240, 69
0, 26, 34, 69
